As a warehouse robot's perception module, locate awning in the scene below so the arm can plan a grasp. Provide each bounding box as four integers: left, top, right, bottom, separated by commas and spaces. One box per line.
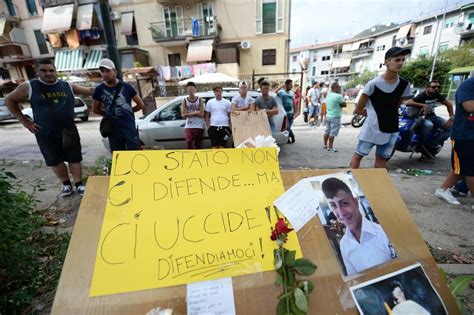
0, 17, 5, 36
331, 58, 351, 68
121, 12, 134, 35
186, 39, 214, 63
76, 4, 94, 30
55, 49, 84, 71
41, 4, 74, 33
342, 43, 352, 52
448, 66, 474, 74
351, 41, 362, 51
83, 49, 103, 69
396, 23, 415, 39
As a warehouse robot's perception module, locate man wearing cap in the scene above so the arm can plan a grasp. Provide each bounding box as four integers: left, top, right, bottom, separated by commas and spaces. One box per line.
5, 59, 93, 197
92, 58, 145, 152
350, 47, 412, 169
231, 81, 255, 112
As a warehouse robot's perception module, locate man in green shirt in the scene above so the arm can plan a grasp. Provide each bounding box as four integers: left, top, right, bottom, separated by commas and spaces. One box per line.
323, 82, 346, 152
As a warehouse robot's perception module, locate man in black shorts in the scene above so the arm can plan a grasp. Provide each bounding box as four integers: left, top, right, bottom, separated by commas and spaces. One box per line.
205, 86, 232, 148
435, 77, 474, 207
5, 59, 93, 197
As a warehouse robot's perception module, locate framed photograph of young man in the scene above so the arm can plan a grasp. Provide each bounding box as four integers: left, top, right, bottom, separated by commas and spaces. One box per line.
307, 171, 397, 278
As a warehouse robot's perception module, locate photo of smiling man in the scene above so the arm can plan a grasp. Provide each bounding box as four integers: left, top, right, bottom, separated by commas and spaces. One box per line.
308, 172, 397, 277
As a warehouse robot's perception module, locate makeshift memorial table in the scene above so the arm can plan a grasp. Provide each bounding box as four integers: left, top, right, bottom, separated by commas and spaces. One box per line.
51, 150, 458, 314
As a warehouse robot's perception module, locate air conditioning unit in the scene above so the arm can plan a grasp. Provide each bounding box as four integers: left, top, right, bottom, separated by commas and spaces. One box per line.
240, 41, 251, 49
110, 11, 120, 21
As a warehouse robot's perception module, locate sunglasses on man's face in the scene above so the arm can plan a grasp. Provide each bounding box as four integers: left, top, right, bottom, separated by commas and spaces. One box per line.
429, 85, 440, 89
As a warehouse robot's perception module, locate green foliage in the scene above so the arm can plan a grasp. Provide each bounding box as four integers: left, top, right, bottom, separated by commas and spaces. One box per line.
441, 41, 474, 68
399, 54, 452, 88
0, 170, 70, 314
449, 274, 474, 314
84, 155, 112, 180
345, 69, 377, 89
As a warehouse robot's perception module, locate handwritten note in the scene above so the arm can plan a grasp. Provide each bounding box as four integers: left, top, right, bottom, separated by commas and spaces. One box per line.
273, 179, 319, 231
90, 148, 301, 296
187, 277, 236, 315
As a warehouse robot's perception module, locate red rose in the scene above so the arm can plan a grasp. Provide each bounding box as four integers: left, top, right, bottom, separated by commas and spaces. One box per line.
270, 218, 293, 241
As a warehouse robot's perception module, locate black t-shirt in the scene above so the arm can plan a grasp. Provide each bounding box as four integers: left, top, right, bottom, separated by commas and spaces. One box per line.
413, 91, 446, 109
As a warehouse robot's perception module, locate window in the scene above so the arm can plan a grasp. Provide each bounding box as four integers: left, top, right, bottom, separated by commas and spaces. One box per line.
322, 56, 330, 61
333, 47, 342, 54
419, 46, 429, 56
438, 42, 449, 52
262, 49, 276, 65
292, 55, 297, 62
312, 54, 317, 62
256, 0, 284, 34
311, 66, 316, 76
197, 3, 215, 35
6, 0, 16, 16
168, 53, 181, 66
126, 17, 139, 45
158, 101, 183, 121
26, 0, 38, 16
262, 0, 276, 34
291, 68, 296, 73
34, 30, 49, 55
444, 18, 455, 29
320, 70, 329, 75
423, 25, 432, 35
164, 6, 184, 37
216, 45, 239, 64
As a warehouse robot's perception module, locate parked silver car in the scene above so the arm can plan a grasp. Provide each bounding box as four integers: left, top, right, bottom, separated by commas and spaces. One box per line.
136, 90, 290, 149
0, 98, 18, 121
21, 97, 90, 122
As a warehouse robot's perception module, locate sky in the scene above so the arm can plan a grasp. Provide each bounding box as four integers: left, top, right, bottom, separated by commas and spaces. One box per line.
290, 0, 473, 48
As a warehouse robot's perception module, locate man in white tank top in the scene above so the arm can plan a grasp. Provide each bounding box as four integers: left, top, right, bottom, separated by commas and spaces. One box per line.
181, 81, 205, 149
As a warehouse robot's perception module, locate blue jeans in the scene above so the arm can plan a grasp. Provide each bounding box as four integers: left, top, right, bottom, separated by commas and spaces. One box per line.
268, 117, 276, 132
108, 123, 140, 152
423, 115, 451, 146
286, 114, 294, 139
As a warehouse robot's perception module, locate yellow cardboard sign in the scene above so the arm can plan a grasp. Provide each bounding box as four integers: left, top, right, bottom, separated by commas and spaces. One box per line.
90, 148, 301, 296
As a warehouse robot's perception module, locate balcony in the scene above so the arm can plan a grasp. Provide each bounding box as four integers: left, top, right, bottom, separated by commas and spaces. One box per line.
396, 37, 415, 48
455, 21, 474, 40
351, 47, 374, 59
0, 42, 31, 62
149, 16, 220, 45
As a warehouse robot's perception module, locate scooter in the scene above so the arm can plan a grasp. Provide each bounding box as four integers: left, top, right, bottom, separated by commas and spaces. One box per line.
389, 105, 447, 159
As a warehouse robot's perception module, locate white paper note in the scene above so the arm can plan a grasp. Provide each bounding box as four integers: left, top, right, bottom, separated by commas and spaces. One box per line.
273, 179, 319, 231
187, 277, 236, 315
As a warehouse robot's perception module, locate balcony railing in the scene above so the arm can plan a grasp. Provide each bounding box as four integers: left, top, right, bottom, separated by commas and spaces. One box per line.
149, 16, 219, 42
0, 42, 32, 60
352, 47, 374, 58
455, 21, 474, 37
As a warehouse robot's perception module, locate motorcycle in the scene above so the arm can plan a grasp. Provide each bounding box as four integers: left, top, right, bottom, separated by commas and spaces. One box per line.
389, 105, 448, 160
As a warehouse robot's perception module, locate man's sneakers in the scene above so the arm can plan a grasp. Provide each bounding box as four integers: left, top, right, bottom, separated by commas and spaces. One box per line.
76, 184, 85, 197
60, 183, 85, 197
60, 184, 73, 197
435, 188, 461, 205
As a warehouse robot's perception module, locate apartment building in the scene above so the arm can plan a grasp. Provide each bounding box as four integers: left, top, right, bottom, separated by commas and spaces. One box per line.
289, 3, 474, 87
0, 0, 55, 80
2, 0, 291, 82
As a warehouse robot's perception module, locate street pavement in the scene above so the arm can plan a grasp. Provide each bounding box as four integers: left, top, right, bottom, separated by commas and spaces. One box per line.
0, 113, 473, 260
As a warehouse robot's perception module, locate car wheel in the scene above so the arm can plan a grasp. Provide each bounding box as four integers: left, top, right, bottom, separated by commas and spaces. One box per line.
80, 116, 89, 122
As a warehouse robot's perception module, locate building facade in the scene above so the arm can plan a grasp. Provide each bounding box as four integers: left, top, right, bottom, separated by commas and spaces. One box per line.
289, 3, 474, 87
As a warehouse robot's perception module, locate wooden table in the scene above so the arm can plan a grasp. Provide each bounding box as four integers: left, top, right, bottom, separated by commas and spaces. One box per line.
52, 169, 459, 314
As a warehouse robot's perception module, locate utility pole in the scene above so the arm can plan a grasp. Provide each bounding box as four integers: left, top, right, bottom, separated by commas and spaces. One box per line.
99, 0, 122, 79
429, 0, 449, 81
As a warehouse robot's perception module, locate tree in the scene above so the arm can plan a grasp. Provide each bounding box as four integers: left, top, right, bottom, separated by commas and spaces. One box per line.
441, 41, 474, 68
399, 55, 452, 88
345, 69, 377, 88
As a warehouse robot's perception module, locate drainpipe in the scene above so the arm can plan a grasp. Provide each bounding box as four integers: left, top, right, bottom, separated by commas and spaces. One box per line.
99, 0, 122, 79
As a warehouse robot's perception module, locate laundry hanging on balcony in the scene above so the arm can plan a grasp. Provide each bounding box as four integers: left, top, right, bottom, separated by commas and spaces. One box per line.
65, 29, 80, 49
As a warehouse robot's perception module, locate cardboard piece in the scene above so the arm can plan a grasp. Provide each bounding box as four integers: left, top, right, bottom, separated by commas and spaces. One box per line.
230, 111, 271, 147
89, 149, 301, 296
52, 169, 459, 314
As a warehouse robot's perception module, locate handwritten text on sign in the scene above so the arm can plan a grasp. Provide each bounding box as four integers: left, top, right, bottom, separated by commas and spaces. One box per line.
90, 148, 301, 296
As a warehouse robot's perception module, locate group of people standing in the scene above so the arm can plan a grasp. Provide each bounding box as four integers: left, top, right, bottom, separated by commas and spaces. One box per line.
5, 58, 145, 197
